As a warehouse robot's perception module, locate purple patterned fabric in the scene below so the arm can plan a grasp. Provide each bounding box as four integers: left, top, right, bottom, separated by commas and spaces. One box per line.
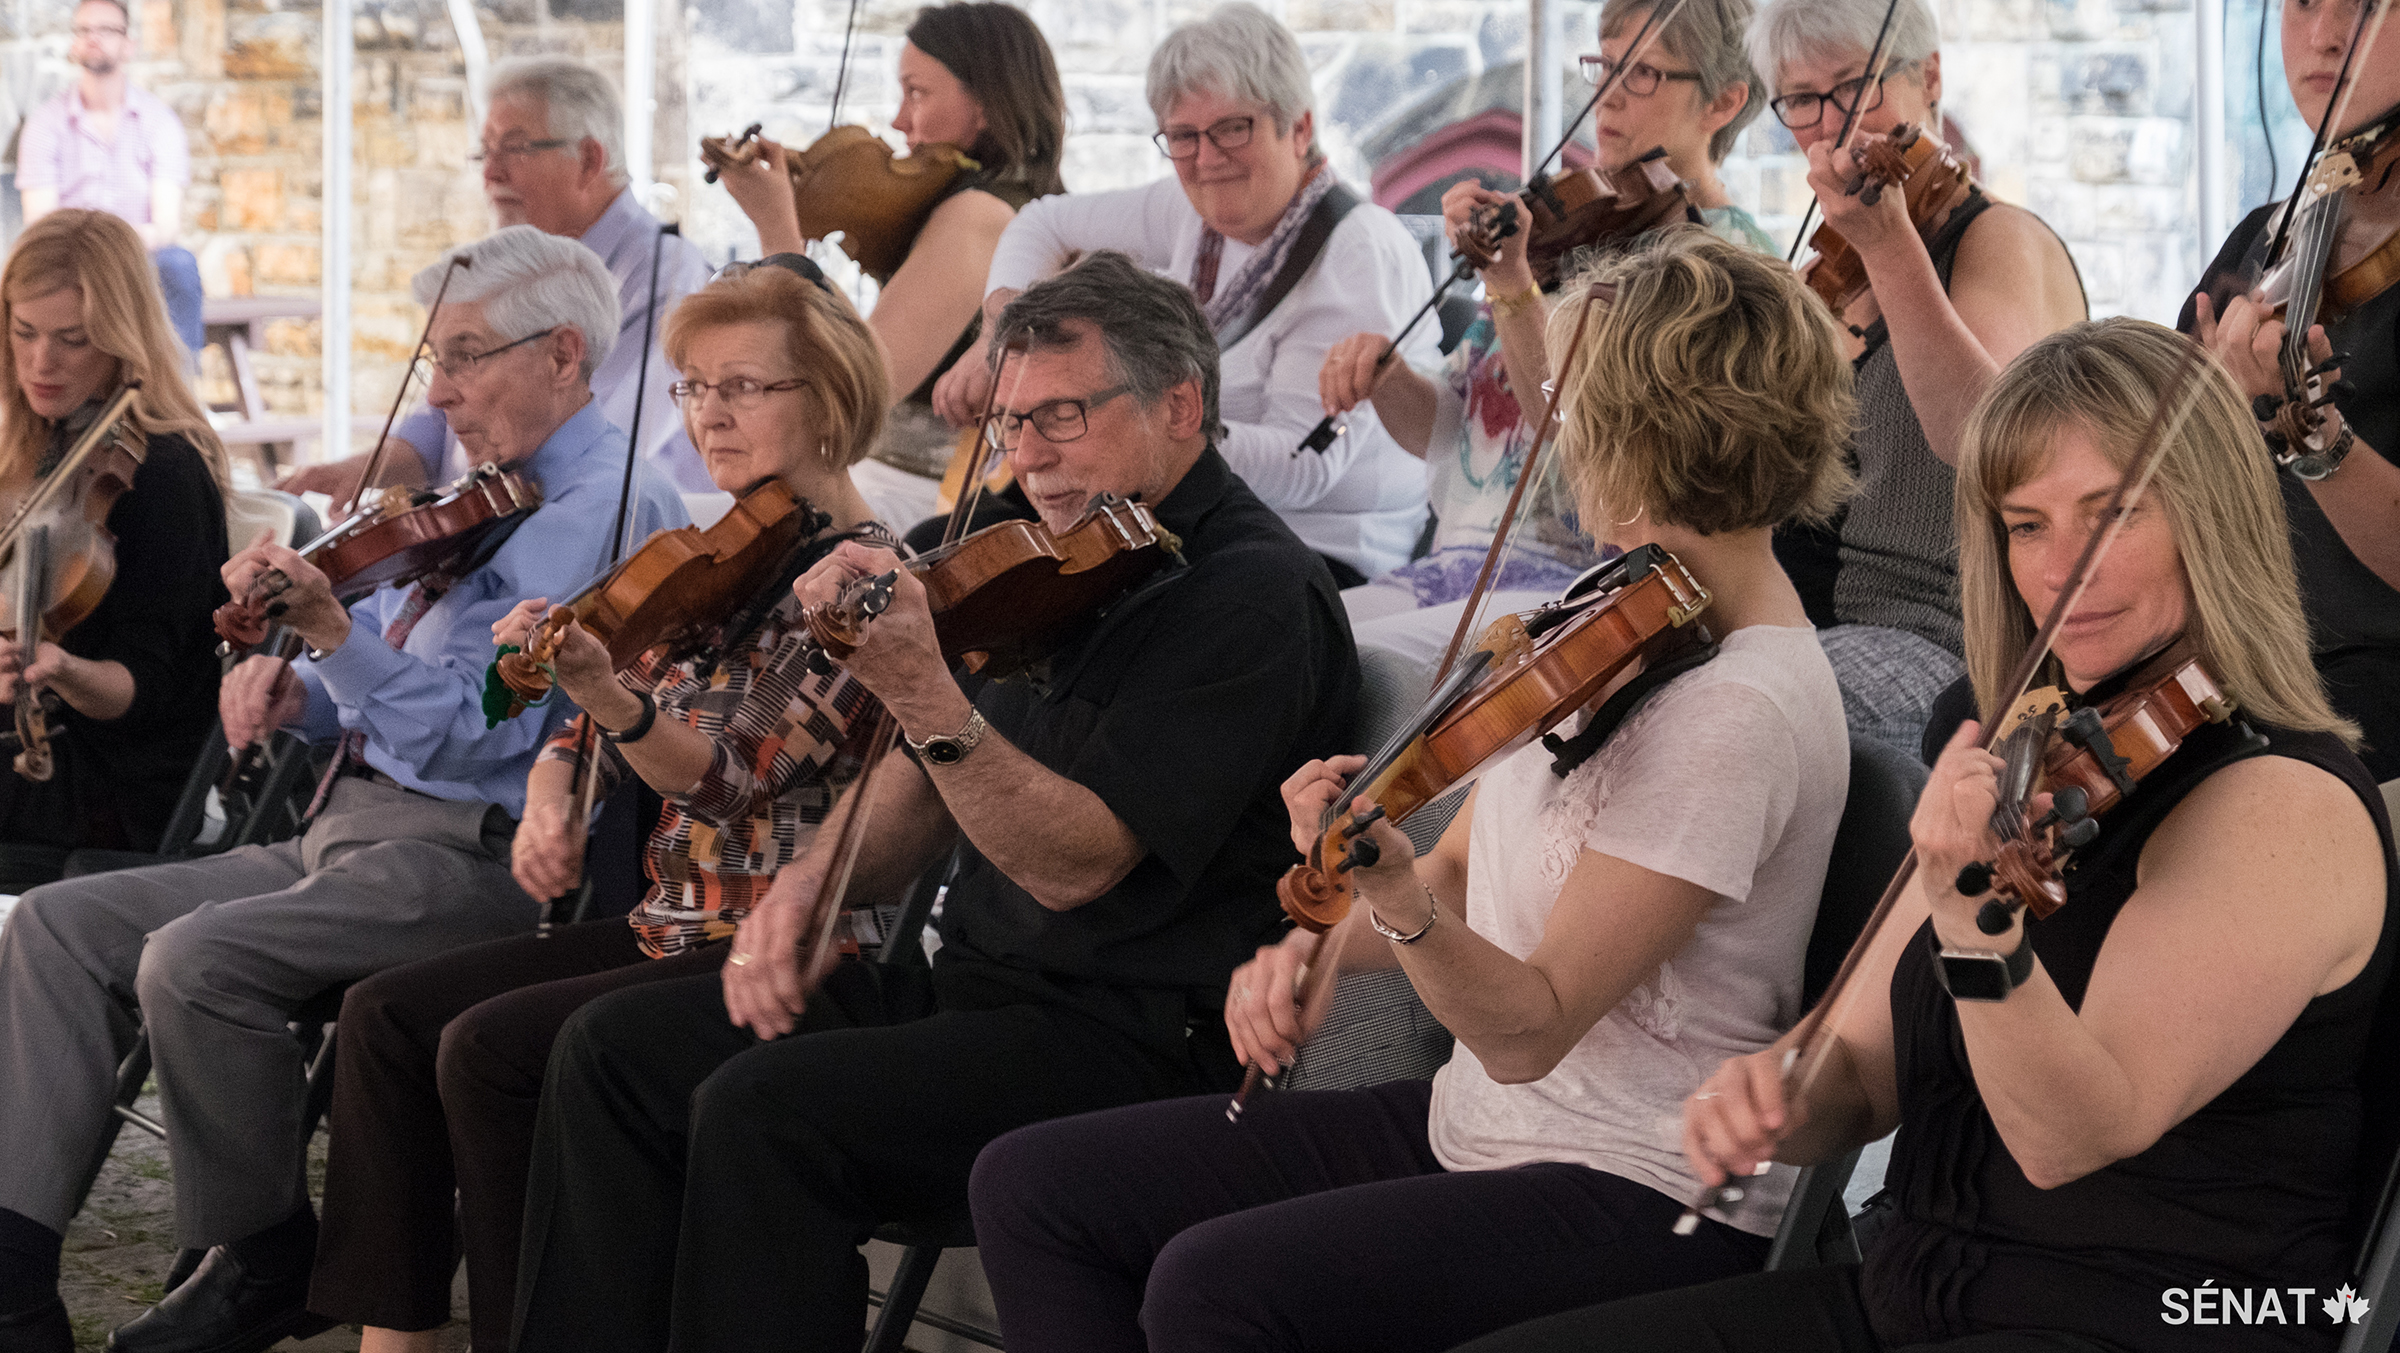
13, 85, 189, 227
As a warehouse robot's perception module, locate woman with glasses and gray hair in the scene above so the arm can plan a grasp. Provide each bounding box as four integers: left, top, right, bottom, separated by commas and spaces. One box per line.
1320, 0, 1772, 662
935, 1, 1439, 587
1751, 0, 2085, 762
303, 255, 896, 1353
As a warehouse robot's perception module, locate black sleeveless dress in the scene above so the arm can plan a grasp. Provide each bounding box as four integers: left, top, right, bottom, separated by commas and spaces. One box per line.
1860, 715, 2398, 1352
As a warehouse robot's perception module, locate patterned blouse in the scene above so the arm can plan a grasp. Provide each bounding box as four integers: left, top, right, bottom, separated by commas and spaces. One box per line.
539, 526, 894, 958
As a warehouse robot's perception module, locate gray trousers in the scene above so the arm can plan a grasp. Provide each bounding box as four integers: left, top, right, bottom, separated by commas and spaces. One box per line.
0, 776, 537, 1246
1820, 623, 1965, 765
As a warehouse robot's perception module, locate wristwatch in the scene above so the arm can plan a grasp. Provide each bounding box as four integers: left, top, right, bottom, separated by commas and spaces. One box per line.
906, 708, 987, 766
1928, 923, 2035, 1003
2288, 421, 2356, 482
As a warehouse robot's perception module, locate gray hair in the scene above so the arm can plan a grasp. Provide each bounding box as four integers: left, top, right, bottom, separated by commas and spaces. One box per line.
1745, 0, 1938, 100
1148, 3, 1316, 153
992, 251, 1221, 443
1602, 0, 1764, 162
412, 224, 620, 381
486, 56, 630, 190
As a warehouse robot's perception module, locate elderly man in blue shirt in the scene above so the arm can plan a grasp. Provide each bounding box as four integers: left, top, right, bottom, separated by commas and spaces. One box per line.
0, 224, 687, 1353
280, 56, 715, 498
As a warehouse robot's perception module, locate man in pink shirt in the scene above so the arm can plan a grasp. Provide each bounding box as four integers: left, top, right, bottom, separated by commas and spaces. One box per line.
14, 0, 202, 354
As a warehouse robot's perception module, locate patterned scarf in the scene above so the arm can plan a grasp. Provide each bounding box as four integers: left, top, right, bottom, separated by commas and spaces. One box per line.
1191, 161, 1336, 337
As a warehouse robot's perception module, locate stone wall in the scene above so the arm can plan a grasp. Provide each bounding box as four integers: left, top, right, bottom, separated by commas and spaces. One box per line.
0, 0, 2312, 438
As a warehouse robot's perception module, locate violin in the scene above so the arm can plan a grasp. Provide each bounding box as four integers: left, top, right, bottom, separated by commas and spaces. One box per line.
1278, 547, 1713, 933
212, 462, 543, 649
699, 124, 975, 285
0, 381, 147, 781
802, 493, 1182, 677
1455, 151, 1699, 290
1802, 122, 1976, 314
490, 477, 829, 716
2244, 104, 2400, 478
1953, 648, 2259, 935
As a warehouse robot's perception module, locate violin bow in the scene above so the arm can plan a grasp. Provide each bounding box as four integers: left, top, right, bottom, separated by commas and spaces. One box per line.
542, 221, 681, 938
1286, 0, 1683, 459
1672, 329, 2219, 1236
1782, 0, 1904, 266
1229, 286, 1610, 1123
341, 256, 469, 521
2260, 0, 2392, 272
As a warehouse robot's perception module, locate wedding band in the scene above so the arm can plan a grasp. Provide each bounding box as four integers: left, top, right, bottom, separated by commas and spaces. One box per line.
729, 952, 752, 966
1694, 1091, 1720, 1100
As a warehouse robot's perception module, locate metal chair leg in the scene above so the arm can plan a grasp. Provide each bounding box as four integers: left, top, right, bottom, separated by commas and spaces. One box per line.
864, 1244, 945, 1353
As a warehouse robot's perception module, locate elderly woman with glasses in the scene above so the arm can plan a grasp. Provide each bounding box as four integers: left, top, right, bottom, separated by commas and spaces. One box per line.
1750, 0, 2085, 762
934, 1, 1438, 587
1319, 0, 1771, 661
301, 256, 897, 1353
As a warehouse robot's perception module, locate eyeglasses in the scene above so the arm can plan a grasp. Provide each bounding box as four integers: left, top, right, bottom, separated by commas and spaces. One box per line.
670, 376, 809, 411
1768, 67, 1908, 130
981, 385, 1135, 449
1153, 116, 1257, 161
412, 327, 558, 384
1577, 54, 1705, 96
467, 139, 575, 167
71, 23, 128, 38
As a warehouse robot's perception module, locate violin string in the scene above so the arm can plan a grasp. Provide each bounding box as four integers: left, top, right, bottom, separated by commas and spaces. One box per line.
1783, 0, 1906, 266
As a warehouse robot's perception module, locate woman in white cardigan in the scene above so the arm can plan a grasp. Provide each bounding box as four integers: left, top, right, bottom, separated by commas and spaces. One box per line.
932, 2, 1437, 583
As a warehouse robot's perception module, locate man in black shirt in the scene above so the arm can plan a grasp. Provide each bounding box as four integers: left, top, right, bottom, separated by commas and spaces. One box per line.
2179, 0, 2400, 780
508, 251, 1360, 1353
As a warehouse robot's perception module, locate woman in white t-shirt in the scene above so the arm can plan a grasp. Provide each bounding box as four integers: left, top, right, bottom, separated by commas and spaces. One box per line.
966, 228, 1859, 1353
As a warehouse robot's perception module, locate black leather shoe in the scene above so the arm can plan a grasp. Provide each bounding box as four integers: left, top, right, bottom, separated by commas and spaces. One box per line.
102, 1245, 334, 1353
0, 1297, 72, 1353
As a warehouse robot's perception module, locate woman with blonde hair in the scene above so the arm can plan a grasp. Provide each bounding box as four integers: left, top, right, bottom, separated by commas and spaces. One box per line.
0, 207, 230, 888
1452, 318, 2392, 1353
969, 229, 1856, 1353
303, 255, 895, 1353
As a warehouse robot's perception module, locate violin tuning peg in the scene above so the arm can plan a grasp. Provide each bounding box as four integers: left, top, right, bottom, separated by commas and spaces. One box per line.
2060, 818, 2100, 850
1337, 836, 1382, 873
2323, 380, 2357, 403
2264, 430, 2290, 453
1975, 900, 2019, 936
2307, 352, 2349, 377
2050, 785, 2090, 824
2251, 393, 2287, 422
1340, 804, 1387, 839
1954, 862, 1993, 897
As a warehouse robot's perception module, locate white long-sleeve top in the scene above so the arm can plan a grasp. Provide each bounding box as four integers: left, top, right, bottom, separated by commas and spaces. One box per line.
984, 175, 1438, 577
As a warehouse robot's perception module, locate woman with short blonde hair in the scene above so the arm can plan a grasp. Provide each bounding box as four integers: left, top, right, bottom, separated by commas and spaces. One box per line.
0, 208, 230, 885
1457, 317, 2391, 1353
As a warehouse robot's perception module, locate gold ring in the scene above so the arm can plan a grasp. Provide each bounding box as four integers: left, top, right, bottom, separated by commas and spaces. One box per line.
729, 952, 752, 966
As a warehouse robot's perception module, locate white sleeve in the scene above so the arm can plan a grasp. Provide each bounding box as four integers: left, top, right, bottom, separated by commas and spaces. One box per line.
983, 178, 1191, 296
1578, 677, 1802, 904
1213, 211, 1438, 510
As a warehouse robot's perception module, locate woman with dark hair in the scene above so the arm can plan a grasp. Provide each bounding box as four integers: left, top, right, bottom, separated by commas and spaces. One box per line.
0, 207, 229, 890
717, 1, 1065, 523
299, 259, 896, 1353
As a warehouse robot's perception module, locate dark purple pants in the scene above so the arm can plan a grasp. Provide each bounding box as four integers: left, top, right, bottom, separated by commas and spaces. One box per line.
968, 1079, 1771, 1353
306, 919, 724, 1352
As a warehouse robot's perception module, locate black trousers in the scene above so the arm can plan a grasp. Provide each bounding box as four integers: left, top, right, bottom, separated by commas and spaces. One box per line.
1445, 1264, 2114, 1353
511, 959, 1233, 1353
307, 920, 724, 1351
968, 1079, 1770, 1353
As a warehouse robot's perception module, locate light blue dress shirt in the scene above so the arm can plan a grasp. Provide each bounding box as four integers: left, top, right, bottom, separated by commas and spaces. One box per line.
394, 189, 717, 490
293, 400, 691, 816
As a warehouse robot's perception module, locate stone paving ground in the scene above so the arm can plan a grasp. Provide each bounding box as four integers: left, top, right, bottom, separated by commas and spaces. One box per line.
61, 1087, 470, 1353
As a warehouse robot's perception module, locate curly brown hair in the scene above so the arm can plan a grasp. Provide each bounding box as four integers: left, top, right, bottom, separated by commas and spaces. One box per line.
1545, 227, 1854, 536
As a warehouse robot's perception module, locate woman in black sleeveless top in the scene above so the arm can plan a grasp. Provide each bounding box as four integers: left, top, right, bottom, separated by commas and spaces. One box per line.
716, 2, 1065, 515
1748, 0, 2086, 762
2181, 0, 2400, 780
1447, 320, 2395, 1353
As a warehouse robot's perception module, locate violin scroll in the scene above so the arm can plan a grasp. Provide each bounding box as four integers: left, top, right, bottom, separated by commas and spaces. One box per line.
700, 123, 763, 185
799, 569, 899, 673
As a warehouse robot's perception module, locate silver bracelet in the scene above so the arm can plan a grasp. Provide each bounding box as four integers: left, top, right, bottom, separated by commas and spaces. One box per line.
1367, 883, 1439, 945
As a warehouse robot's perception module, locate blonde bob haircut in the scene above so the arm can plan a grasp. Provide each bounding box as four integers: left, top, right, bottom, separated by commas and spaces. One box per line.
1954, 317, 2352, 743
662, 264, 889, 470
1, 209, 230, 493
1544, 228, 1854, 535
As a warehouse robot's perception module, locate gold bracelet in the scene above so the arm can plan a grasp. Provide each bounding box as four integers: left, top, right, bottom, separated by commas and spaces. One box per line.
1488, 283, 1542, 320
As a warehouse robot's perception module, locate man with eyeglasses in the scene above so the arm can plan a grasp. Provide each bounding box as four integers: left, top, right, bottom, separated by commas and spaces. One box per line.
0, 226, 687, 1353
935, 2, 1435, 588
12, 0, 205, 356
507, 250, 1361, 1351
279, 56, 714, 503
